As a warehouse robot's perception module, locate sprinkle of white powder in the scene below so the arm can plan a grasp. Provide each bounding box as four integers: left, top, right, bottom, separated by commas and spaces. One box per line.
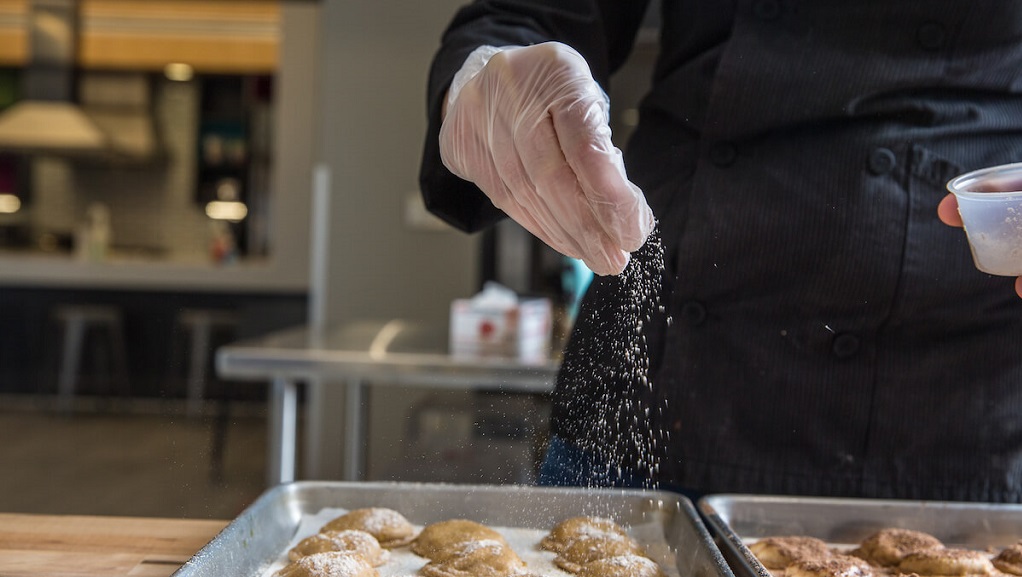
573, 224, 668, 489
361, 508, 404, 533
289, 552, 371, 577
454, 539, 506, 556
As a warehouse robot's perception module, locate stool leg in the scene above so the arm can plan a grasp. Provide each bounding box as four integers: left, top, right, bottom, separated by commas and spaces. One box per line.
209, 393, 230, 484
109, 320, 131, 401
187, 320, 212, 417
57, 318, 85, 413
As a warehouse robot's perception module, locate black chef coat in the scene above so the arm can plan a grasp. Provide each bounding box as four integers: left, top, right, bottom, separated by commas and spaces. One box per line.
419, 0, 1022, 502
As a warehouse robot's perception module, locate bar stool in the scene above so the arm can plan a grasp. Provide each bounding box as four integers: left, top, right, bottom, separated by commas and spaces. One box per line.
52, 304, 131, 413
177, 308, 240, 417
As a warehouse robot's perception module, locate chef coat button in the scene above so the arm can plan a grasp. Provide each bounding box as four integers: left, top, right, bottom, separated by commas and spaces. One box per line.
867, 147, 896, 175
680, 301, 707, 326
753, 0, 781, 21
831, 333, 860, 358
917, 22, 947, 51
709, 142, 737, 167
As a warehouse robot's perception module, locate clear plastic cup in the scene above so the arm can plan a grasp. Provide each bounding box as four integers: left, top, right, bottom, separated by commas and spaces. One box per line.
947, 162, 1022, 276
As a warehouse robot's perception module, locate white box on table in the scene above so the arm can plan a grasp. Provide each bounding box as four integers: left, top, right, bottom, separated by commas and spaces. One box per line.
449, 293, 552, 363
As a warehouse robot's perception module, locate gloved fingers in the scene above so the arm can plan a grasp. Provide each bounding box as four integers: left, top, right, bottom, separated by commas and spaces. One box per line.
569, 200, 632, 275
442, 71, 591, 263
437, 92, 480, 180
486, 118, 588, 259
503, 177, 627, 276
515, 112, 630, 275
503, 201, 588, 263
579, 235, 631, 276
551, 96, 654, 252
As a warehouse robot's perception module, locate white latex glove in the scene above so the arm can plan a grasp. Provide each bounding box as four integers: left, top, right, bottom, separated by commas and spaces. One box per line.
440, 42, 654, 276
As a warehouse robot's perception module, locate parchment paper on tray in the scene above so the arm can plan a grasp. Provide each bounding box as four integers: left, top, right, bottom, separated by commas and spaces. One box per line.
260, 508, 681, 577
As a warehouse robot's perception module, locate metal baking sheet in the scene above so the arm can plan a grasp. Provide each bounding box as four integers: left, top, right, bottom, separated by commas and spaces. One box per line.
172, 481, 734, 577
698, 494, 1022, 577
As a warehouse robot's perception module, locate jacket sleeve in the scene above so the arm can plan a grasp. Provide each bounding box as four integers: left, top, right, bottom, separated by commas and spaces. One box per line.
418, 0, 652, 233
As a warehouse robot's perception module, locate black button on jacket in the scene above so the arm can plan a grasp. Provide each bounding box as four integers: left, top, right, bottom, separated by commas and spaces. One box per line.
419, 0, 1022, 502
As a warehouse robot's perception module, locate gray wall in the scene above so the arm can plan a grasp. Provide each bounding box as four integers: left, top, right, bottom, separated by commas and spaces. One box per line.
318, 0, 479, 327
307, 0, 480, 479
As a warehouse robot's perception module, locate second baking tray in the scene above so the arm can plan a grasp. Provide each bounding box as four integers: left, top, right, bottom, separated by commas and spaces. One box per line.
698, 494, 1022, 577
172, 481, 735, 577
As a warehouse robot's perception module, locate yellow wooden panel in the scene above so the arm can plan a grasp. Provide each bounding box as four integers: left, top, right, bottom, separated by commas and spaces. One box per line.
81, 0, 279, 22
0, 30, 26, 66
79, 36, 277, 73
0, 0, 27, 66
79, 0, 279, 72
0, 0, 280, 71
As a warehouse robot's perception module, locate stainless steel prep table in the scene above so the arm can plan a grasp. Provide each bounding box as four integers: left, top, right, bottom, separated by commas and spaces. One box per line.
215, 319, 560, 485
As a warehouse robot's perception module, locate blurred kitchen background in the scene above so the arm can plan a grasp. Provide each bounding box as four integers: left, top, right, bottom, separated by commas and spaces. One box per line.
0, 0, 659, 519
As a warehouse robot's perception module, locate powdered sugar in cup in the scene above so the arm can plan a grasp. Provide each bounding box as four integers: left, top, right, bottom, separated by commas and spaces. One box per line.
947, 162, 1022, 276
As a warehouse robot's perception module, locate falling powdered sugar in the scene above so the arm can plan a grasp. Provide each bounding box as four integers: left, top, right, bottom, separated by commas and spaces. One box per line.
558, 224, 669, 490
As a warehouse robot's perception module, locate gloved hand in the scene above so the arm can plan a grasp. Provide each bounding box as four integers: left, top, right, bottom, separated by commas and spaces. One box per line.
439, 42, 654, 276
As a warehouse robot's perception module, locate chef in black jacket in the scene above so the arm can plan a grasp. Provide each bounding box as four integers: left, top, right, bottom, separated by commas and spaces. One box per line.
419, 1, 1022, 502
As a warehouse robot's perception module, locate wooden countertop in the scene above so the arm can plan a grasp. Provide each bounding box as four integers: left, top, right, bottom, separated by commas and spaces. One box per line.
0, 513, 226, 577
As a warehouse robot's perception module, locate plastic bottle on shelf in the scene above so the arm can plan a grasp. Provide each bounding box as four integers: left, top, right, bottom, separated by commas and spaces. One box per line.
75, 202, 111, 262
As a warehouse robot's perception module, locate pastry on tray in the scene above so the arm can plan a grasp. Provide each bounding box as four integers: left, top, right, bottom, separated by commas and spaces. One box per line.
748, 536, 832, 570
577, 553, 667, 577
541, 517, 630, 553
898, 548, 995, 576
276, 551, 380, 577
288, 529, 388, 565
554, 534, 647, 574
784, 555, 874, 577
851, 528, 943, 567
419, 538, 532, 577
321, 508, 418, 548
993, 541, 1022, 575
411, 519, 508, 560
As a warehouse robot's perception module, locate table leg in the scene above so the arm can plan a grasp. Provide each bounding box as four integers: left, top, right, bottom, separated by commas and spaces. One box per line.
186, 319, 212, 418
268, 377, 298, 485
343, 378, 364, 481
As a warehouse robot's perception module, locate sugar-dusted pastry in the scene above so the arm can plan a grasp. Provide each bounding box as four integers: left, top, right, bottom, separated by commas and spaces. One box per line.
411, 519, 508, 560
276, 551, 380, 577
321, 508, 418, 548
541, 517, 630, 553
898, 548, 995, 576
420, 539, 532, 577
288, 529, 388, 565
851, 529, 943, 567
554, 534, 646, 574
993, 541, 1022, 575
749, 536, 832, 570
577, 554, 667, 577
784, 555, 874, 577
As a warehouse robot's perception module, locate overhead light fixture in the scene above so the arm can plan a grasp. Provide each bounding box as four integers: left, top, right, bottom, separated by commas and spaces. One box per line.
205, 200, 248, 222
164, 62, 194, 82
0, 101, 107, 154
0, 193, 22, 214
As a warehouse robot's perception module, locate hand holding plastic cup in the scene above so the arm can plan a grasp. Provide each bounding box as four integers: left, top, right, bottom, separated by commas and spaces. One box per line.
946, 162, 1022, 276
